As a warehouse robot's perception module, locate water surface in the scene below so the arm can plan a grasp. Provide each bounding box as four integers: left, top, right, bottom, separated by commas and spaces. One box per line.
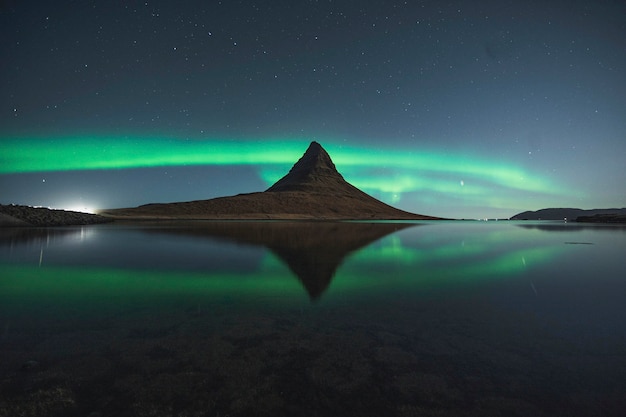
1, 221, 625, 416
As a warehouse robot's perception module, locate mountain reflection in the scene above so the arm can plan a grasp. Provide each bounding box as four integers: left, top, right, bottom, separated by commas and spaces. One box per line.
3, 221, 599, 304
139, 221, 418, 299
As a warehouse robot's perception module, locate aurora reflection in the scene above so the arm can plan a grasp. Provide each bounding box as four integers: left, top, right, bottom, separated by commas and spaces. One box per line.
0, 221, 566, 303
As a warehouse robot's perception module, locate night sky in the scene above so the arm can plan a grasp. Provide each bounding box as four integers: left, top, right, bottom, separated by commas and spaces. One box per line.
1, 0, 625, 219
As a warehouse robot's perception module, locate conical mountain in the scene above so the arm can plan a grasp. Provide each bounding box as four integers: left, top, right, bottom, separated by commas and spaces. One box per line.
101, 142, 439, 220
266, 141, 353, 194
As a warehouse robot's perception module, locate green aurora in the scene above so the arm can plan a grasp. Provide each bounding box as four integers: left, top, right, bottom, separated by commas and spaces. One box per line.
1, 135, 563, 214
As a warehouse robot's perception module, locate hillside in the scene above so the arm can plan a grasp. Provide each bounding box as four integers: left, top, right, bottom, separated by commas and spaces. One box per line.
100, 142, 438, 220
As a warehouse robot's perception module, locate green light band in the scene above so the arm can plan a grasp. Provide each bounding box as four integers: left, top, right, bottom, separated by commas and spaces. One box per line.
0, 135, 563, 208
0, 136, 305, 172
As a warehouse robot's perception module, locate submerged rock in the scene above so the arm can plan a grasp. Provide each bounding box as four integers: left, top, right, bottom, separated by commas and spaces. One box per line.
20, 360, 40, 371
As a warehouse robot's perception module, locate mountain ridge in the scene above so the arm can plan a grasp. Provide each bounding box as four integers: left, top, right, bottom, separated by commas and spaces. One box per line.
101, 142, 439, 220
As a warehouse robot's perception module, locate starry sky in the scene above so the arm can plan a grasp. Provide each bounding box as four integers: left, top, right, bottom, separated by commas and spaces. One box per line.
1, 0, 625, 219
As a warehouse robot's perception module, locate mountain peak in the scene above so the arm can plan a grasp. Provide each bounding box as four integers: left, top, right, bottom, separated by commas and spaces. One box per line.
266, 141, 349, 193
292, 141, 337, 172
103, 141, 439, 220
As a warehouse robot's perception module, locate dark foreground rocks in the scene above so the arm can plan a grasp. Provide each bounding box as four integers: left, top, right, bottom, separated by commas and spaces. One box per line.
0, 204, 113, 227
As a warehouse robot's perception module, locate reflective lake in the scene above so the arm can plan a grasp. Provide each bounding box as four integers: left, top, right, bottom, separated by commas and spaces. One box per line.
1, 221, 625, 417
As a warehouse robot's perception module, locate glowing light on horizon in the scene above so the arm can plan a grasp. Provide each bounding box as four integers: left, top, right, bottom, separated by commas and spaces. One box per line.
60, 205, 97, 214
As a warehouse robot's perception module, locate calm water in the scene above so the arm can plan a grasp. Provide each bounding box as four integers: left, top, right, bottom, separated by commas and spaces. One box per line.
1, 220, 625, 417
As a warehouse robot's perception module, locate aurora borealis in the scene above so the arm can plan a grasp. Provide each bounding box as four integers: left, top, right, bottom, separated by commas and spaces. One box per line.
1, 1, 625, 218
1, 135, 558, 215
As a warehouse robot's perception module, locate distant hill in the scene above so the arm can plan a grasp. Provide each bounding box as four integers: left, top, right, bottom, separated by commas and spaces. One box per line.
101, 142, 439, 220
0, 204, 112, 227
511, 207, 626, 221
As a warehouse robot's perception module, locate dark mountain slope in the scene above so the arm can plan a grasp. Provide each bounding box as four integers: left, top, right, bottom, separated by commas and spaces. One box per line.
101, 142, 438, 220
